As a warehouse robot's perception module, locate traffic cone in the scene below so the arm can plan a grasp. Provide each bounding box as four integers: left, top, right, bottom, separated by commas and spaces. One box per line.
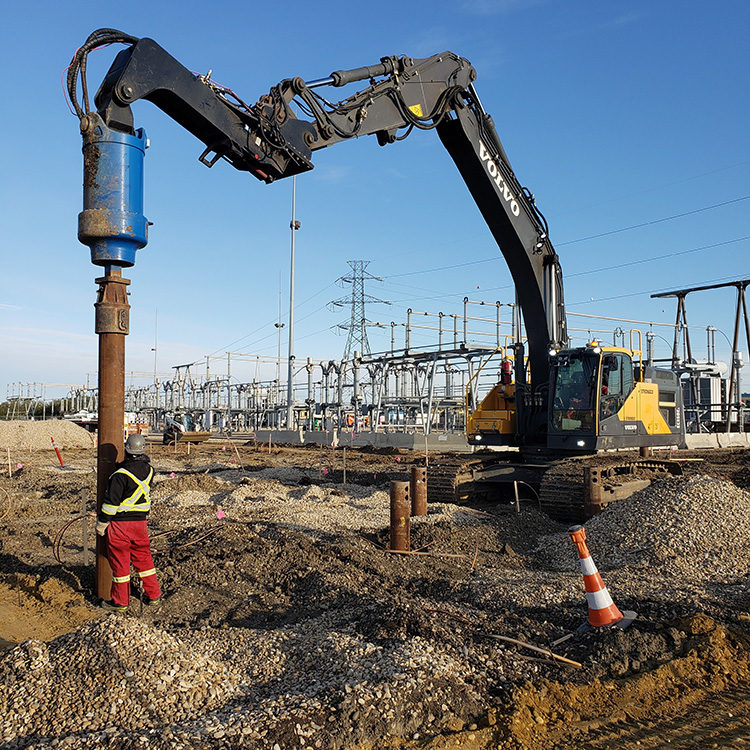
568, 524, 635, 630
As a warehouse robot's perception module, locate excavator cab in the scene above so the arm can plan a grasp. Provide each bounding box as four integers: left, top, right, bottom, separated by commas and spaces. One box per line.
547, 343, 683, 452
549, 349, 599, 440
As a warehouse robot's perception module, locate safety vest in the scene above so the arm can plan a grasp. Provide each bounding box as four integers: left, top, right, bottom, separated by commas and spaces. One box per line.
101, 467, 154, 516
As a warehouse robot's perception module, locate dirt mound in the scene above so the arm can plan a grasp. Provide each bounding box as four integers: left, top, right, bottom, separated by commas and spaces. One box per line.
496, 616, 750, 749
0, 419, 94, 451
0, 573, 101, 647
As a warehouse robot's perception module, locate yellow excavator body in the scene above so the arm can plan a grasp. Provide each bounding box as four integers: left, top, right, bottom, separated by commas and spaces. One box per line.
466, 382, 516, 439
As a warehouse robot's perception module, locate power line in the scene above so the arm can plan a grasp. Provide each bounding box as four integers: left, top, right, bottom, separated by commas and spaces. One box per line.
383, 256, 499, 279
379, 234, 750, 303
556, 195, 749, 246
565, 236, 750, 278
204, 281, 337, 359
568, 271, 750, 306
378, 195, 750, 280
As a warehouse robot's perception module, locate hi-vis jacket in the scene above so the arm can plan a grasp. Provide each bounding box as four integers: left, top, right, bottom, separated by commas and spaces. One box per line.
98, 456, 154, 522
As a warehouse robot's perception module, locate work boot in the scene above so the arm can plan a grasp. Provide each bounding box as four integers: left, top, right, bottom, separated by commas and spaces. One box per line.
101, 599, 128, 613
143, 596, 161, 607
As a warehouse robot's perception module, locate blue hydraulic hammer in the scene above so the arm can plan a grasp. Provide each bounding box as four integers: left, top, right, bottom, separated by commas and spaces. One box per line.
78, 113, 149, 267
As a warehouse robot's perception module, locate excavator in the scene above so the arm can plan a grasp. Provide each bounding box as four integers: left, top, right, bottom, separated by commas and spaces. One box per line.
162, 413, 211, 445
69, 29, 684, 520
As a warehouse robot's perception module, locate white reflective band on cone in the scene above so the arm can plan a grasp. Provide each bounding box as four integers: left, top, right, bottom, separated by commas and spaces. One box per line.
586, 588, 614, 610
579, 556, 598, 576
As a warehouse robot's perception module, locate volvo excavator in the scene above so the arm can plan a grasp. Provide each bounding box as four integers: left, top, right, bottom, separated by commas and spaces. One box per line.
69, 29, 684, 520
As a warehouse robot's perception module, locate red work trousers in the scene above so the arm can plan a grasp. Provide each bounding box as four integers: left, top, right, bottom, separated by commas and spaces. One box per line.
106, 519, 161, 607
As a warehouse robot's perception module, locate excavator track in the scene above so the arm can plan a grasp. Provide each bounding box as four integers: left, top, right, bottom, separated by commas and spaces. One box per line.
425, 451, 682, 522
536, 457, 596, 522
425, 452, 501, 505
538, 454, 683, 522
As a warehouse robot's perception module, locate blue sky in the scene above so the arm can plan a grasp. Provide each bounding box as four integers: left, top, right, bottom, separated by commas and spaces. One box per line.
1, 0, 748, 396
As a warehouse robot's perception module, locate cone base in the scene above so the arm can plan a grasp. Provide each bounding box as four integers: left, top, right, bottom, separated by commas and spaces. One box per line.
577, 610, 637, 632
589, 603, 624, 628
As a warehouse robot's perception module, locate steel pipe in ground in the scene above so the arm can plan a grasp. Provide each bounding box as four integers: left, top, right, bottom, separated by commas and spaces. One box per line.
410, 466, 427, 516
95, 270, 130, 600
389, 481, 411, 551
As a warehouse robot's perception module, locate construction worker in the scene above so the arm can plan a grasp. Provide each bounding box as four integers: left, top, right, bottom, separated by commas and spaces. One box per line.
96, 433, 161, 611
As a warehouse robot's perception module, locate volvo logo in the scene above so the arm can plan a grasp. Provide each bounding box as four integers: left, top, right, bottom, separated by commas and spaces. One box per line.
479, 140, 521, 217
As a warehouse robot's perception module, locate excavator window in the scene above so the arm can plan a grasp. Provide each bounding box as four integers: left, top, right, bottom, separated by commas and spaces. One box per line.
550, 352, 597, 433
599, 353, 634, 419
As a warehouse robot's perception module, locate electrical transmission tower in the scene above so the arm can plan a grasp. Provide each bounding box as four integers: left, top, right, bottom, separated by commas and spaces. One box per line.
330, 260, 390, 359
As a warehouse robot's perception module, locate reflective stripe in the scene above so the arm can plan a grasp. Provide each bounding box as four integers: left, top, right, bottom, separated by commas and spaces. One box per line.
101, 503, 120, 516
586, 588, 614, 610
578, 556, 598, 576
112, 574, 131, 583
138, 568, 156, 578
109, 467, 154, 514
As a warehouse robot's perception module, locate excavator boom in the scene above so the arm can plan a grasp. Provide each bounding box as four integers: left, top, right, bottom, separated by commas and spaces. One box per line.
70, 30, 567, 443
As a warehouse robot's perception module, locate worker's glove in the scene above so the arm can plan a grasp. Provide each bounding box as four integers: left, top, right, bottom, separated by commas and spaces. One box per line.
96, 521, 110, 537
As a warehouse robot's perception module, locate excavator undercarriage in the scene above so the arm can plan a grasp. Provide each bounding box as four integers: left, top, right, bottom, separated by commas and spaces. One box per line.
425, 450, 683, 522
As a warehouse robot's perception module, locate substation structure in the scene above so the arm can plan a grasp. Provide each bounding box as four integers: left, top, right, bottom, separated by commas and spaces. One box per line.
120, 290, 750, 438
8, 294, 750, 437
121, 299, 529, 436
117, 299, 512, 435
124, 343, 501, 436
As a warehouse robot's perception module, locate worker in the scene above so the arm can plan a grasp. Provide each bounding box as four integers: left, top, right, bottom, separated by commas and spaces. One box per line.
96, 433, 161, 611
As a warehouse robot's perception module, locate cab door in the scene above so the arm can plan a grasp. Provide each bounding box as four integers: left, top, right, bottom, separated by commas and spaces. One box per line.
599, 353, 634, 421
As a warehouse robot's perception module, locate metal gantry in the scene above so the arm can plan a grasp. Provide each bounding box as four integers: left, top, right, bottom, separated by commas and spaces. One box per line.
6, 292, 748, 435
653, 278, 750, 433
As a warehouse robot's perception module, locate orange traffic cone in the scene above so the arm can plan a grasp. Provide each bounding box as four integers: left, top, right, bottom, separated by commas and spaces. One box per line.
568, 524, 635, 630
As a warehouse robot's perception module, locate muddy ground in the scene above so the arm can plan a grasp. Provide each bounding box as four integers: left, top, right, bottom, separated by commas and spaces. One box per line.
1, 441, 749, 749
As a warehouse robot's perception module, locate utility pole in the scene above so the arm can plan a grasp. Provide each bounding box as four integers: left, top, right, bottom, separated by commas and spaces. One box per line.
286, 176, 300, 429
152, 309, 158, 383
152, 309, 159, 411
226, 352, 232, 433
275, 275, 285, 425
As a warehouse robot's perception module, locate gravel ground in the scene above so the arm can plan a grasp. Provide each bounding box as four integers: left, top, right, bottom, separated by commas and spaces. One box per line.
1, 445, 749, 748
537, 474, 750, 581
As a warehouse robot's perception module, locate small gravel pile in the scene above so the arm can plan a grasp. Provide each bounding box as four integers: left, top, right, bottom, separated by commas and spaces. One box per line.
0, 419, 94, 451
0, 617, 241, 743
537, 474, 750, 582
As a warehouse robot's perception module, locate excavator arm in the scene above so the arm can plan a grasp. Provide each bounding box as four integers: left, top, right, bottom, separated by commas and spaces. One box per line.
69, 29, 567, 442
